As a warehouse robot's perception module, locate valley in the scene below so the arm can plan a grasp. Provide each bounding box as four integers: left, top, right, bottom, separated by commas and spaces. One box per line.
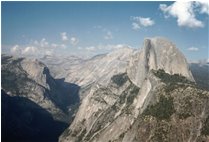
2, 37, 209, 142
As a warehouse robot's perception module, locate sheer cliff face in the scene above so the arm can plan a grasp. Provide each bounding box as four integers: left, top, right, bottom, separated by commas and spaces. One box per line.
128, 37, 194, 87
59, 72, 209, 142
59, 37, 203, 142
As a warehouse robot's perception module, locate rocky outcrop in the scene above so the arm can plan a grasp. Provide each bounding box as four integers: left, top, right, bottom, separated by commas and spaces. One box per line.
59, 69, 209, 142
59, 37, 201, 142
59, 73, 140, 142
128, 37, 194, 87
123, 70, 209, 142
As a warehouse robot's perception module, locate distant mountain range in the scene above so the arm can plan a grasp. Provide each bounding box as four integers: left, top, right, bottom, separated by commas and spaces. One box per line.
2, 37, 209, 142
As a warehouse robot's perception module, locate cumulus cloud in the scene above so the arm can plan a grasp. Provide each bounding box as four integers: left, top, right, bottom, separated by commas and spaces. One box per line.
187, 47, 199, 51
22, 46, 38, 55
85, 46, 96, 51
134, 17, 155, 27
104, 31, 113, 40
93, 44, 129, 51
196, 1, 209, 15
61, 32, 68, 41
70, 37, 79, 46
45, 50, 54, 56
60, 44, 67, 49
131, 16, 155, 30
10, 45, 21, 54
51, 43, 58, 48
33, 38, 49, 48
132, 22, 141, 30
159, 1, 207, 28
40, 38, 49, 47
10, 38, 57, 57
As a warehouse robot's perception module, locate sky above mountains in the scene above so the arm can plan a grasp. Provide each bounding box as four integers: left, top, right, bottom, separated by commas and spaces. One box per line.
2, 1, 209, 61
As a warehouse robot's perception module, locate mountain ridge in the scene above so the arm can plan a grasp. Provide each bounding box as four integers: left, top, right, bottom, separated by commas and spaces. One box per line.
2, 37, 208, 142
58, 37, 204, 142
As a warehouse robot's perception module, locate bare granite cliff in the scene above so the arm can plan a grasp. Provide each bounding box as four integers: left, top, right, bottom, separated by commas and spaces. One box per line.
59, 37, 206, 142
128, 37, 194, 87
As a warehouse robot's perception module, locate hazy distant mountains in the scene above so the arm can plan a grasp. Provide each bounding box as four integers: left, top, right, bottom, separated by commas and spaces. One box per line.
190, 63, 209, 90
1, 37, 209, 142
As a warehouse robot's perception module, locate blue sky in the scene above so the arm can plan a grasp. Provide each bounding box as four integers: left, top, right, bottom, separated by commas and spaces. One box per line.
1, 1, 209, 61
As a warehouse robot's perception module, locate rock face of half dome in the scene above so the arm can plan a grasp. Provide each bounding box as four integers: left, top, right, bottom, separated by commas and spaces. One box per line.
128, 37, 194, 87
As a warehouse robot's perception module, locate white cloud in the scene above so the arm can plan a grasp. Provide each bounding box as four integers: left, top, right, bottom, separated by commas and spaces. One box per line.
131, 16, 155, 31
132, 22, 140, 30
70, 37, 79, 46
138, 17, 155, 27
61, 44, 67, 49
33, 38, 49, 48
45, 50, 54, 56
51, 43, 58, 48
96, 44, 129, 51
187, 47, 199, 51
22, 46, 38, 55
112, 44, 127, 49
10, 45, 21, 54
61, 32, 68, 41
78, 47, 83, 50
40, 38, 49, 47
85, 46, 96, 51
9, 34, 77, 57
159, 2, 205, 28
196, 1, 209, 15
34, 40, 39, 45
104, 31, 113, 40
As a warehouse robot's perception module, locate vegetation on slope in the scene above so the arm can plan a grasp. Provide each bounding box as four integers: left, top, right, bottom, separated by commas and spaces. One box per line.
143, 95, 175, 120
111, 72, 129, 86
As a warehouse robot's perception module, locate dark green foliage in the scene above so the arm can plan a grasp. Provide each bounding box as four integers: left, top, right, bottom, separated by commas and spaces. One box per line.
151, 122, 170, 142
153, 69, 194, 92
177, 97, 193, 119
119, 91, 127, 104
201, 116, 209, 136
127, 85, 140, 106
153, 69, 193, 84
111, 105, 118, 111
111, 73, 129, 86
143, 96, 175, 120
178, 113, 192, 119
